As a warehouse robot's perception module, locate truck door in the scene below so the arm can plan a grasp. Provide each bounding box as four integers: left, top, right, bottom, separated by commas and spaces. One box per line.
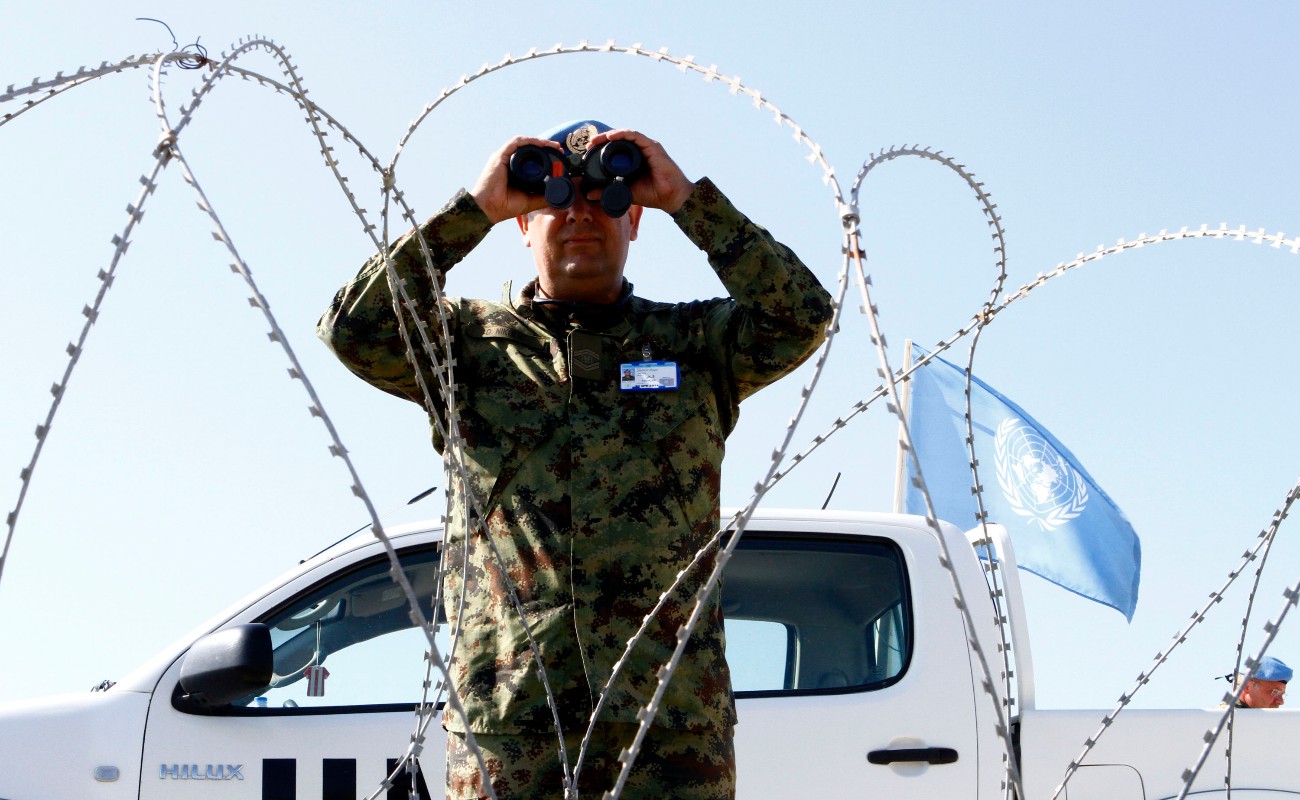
140, 547, 448, 799
725, 523, 989, 798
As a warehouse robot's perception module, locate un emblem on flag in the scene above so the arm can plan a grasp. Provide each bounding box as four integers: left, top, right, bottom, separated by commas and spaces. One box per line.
993, 417, 1088, 531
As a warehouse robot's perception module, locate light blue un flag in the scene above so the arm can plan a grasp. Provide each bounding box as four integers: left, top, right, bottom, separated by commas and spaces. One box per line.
904, 346, 1141, 620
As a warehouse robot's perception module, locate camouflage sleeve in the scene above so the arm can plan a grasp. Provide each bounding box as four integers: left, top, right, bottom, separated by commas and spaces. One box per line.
316, 189, 494, 405
670, 177, 834, 398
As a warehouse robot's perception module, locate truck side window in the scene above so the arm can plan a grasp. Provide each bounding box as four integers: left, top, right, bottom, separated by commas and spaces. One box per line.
722, 534, 911, 695
248, 547, 450, 711
196, 532, 910, 714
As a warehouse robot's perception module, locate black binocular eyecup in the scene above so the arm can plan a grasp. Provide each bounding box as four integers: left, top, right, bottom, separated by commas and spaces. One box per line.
598, 180, 634, 219
507, 141, 644, 218
543, 175, 576, 209
507, 145, 557, 194
594, 141, 643, 182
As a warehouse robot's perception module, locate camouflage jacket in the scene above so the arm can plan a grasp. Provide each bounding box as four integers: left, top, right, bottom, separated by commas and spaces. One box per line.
318, 178, 833, 735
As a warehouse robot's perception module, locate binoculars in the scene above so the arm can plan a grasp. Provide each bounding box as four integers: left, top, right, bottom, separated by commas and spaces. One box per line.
507, 140, 645, 218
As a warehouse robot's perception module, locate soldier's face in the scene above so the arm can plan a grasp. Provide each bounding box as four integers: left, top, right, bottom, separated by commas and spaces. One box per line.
517, 182, 642, 304
1243, 678, 1287, 708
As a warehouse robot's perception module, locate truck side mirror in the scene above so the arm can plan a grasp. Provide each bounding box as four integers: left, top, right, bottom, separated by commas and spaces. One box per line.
177, 623, 273, 709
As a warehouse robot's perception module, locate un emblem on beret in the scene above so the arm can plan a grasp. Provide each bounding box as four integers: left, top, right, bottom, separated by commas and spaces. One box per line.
994, 417, 1088, 531
566, 124, 598, 157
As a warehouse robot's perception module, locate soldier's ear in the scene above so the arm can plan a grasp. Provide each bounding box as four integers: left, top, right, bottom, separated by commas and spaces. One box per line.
626, 205, 642, 242
516, 214, 531, 248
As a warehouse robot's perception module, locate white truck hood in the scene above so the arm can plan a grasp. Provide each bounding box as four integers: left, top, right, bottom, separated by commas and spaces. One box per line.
0, 689, 150, 799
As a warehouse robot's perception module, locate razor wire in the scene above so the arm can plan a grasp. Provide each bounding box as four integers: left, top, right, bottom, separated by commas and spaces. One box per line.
603, 133, 1022, 799
847, 145, 1024, 800
393, 96, 1300, 791
0, 48, 1029, 800
964, 225, 1300, 800
152, 37, 519, 798
597, 221, 852, 800
1045, 478, 1300, 799
711, 174, 1300, 799
322, 47, 848, 796
849, 148, 1240, 800
0, 50, 187, 583
155, 36, 498, 794
0, 36, 493, 796
142, 40, 502, 797
1220, 478, 1290, 799
5, 36, 1300, 800
144, 48, 500, 795
0, 38, 859, 798
853, 146, 1024, 799
379, 40, 839, 210
0, 53, 167, 129
746, 219, 1300, 800
198, 40, 522, 793
1197, 480, 1296, 800
410, 49, 1021, 799
1174, 496, 1300, 799
135, 36, 841, 799
766, 221, 1300, 507
344, 40, 855, 798
843, 178, 1027, 800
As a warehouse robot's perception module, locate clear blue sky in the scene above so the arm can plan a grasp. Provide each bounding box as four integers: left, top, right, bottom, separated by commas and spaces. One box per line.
3, 0, 1300, 720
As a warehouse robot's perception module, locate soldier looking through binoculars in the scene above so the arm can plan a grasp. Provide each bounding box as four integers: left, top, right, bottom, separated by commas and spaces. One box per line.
319, 119, 833, 800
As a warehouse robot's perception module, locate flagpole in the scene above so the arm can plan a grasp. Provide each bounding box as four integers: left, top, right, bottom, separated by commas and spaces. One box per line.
892, 339, 913, 513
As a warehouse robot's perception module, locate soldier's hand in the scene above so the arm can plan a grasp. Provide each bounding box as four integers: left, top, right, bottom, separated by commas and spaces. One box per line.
469, 136, 558, 225
589, 129, 696, 214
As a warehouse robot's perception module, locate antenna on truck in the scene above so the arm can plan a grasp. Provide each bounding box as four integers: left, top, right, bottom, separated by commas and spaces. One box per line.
821, 472, 842, 510
301, 486, 439, 563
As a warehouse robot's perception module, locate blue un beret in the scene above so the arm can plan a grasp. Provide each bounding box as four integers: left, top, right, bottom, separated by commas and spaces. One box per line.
540, 119, 613, 159
1254, 656, 1293, 682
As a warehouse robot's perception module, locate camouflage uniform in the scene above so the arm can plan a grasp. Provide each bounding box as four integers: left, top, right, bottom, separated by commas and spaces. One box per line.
319, 178, 831, 796
446, 724, 734, 800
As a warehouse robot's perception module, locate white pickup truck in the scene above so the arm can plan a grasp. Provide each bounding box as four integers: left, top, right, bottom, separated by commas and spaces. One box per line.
0, 509, 1293, 799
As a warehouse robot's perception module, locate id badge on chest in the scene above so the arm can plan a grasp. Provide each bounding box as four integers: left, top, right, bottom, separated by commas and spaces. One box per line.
619, 360, 679, 392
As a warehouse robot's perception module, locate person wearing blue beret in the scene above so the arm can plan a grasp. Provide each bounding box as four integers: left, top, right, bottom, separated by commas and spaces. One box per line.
1231, 656, 1292, 709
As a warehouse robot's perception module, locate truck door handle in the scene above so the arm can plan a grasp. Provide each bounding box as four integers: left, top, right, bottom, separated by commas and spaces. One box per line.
867, 747, 959, 765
